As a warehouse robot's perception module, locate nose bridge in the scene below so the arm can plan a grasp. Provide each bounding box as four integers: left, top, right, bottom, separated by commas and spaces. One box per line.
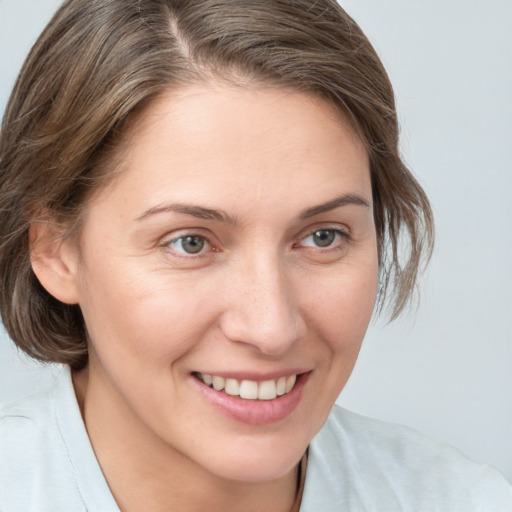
221, 248, 304, 354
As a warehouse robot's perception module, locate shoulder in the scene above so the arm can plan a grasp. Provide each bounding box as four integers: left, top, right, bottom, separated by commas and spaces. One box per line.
301, 405, 512, 511
0, 368, 61, 460
0, 366, 88, 511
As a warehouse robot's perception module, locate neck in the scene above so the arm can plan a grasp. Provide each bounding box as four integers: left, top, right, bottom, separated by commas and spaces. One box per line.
72, 367, 300, 512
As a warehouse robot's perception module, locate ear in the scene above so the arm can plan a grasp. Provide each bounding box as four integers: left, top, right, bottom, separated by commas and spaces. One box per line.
29, 219, 80, 305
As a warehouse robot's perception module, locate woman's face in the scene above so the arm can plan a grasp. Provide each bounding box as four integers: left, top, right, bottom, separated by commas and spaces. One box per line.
70, 84, 378, 482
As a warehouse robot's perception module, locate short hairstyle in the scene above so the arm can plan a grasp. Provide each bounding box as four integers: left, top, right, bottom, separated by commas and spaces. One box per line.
0, 0, 434, 370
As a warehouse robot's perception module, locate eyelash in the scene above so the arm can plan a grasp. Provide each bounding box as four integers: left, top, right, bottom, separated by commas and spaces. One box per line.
161, 226, 349, 258
293, 227, 349, 251
163, 233, 215, 257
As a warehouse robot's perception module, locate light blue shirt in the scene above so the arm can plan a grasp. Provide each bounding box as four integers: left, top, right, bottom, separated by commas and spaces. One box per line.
1, 366, 511, 511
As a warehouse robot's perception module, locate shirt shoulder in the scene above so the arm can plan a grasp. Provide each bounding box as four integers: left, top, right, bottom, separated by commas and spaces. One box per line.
0, 366, 118, 512
301, 405, 512, 511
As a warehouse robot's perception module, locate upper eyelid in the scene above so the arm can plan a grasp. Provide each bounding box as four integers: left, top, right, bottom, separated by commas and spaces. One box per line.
291, 229, 349, 253
158, 224, 350, 248
306, 226, 348, 236
161, 231, 214, 253
161, 228, 212, 243
296, 225, 350, 242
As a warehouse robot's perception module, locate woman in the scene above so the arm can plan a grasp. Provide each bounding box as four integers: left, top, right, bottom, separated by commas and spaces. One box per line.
0, 0, 510, 510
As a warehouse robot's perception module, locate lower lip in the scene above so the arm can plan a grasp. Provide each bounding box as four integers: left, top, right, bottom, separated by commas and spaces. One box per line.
192, 373, 310, 426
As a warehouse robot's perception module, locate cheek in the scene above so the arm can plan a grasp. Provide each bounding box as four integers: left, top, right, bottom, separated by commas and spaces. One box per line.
304, 260, 378, 348
77, 261, 218, 368
291, 261, 378, 440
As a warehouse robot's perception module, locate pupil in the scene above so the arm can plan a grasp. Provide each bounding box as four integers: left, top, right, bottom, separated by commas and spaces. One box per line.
182, 236, 204, 254
313, 230, 335, 247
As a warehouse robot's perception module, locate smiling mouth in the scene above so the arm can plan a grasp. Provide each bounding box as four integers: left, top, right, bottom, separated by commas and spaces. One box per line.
194, 373, 298, 400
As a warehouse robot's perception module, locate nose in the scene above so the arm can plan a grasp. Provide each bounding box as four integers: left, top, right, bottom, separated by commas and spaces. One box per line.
218, 252, 306, 356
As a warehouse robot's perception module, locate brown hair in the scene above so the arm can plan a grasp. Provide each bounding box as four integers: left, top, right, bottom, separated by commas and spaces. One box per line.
0, 0, 433, 370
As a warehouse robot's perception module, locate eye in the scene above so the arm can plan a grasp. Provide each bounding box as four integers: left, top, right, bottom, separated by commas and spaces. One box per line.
297, 228, 346, 249
167, 234, 209, 255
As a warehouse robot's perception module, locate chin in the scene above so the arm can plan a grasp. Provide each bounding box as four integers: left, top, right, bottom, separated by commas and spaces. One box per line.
199, 441, 306, 484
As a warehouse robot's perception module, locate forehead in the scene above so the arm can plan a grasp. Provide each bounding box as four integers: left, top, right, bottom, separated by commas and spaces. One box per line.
89, 83, 371, 219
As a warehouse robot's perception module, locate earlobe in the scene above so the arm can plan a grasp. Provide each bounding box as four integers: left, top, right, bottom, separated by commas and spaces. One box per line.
29, 220, 80, 305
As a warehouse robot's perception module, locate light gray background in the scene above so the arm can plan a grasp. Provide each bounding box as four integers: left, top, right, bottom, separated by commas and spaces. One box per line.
1, 0, 511, 482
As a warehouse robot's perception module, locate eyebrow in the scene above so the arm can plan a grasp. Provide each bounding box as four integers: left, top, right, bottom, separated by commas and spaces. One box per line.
299, 194, 371, 219
135, 193, 370, 224
135, 203, 237, 224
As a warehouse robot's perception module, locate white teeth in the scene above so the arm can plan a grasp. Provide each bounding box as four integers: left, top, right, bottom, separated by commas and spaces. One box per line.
276, 376, 286, 396
224, 378, 240, 396
285, 374, 296, 393
258, 379, 277, 400
212, 376, 225, 391
240, 380, 258, 399
198, 373, 299, 400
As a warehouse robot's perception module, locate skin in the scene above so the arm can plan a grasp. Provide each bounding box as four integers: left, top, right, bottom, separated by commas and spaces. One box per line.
32, 83, 378, 512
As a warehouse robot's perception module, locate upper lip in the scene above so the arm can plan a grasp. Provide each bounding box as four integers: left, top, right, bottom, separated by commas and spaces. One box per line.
192, 369, 311, 382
